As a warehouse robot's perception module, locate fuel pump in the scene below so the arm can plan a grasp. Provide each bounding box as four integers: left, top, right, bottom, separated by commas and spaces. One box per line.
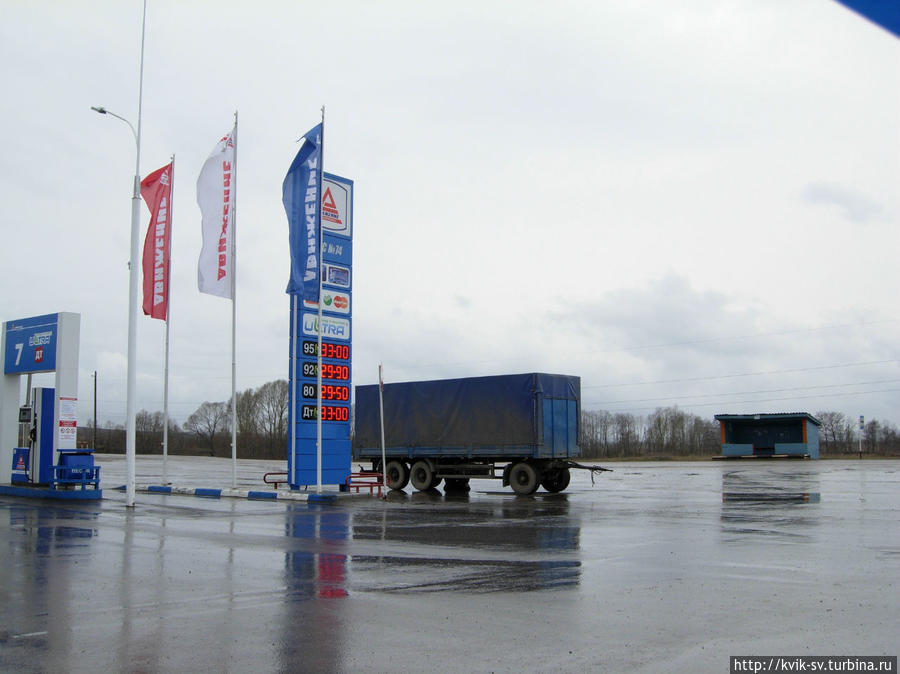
27, 388, 56, 484
2, 313, 84, 488
10, 405, 31, 483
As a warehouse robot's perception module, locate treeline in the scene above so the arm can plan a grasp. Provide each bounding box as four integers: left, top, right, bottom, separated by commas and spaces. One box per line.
79, 380, 289, 460
815, 411, 900, 456
580, 407, 720, 458
80, 379, 900, 459
580, 407, 900, 458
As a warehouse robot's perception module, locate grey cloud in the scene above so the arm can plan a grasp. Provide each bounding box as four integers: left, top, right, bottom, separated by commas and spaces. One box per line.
803, 182, 885, 224
555, 275, 766, 361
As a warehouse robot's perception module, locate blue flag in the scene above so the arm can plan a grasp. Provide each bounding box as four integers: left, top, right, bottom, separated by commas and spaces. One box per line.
283, 124, 323, 301
835, 1, 900, 38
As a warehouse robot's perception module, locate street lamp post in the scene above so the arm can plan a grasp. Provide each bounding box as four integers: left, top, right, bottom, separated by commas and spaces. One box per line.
92, 370, 97, 451
92, 105, 141, 508
90, 0, 147, 510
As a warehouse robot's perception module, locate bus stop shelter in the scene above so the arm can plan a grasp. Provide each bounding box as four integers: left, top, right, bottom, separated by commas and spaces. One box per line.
715, 412, 821, 459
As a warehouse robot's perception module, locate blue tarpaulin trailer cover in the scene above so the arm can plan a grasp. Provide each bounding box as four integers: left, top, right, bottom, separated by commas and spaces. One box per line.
354, 373, 580, 452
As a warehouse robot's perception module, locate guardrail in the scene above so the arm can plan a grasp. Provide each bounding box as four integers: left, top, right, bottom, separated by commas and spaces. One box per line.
263, 472, 288, 489
345, 471, 384, 497
50, 464, 101, 491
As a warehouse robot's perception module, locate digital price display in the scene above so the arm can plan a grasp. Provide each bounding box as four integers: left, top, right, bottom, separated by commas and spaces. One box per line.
302, 340, 349, 361
301, 362, 350, 380
321, 384, 350, 401
301, 404, 350, 422
301, 383, 350, 401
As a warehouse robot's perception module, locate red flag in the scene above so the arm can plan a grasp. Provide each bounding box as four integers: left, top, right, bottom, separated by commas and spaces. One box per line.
140, 161, 174, 320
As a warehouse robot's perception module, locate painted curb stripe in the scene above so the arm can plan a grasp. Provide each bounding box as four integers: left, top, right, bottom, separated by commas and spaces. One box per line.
308, 493, 338, 503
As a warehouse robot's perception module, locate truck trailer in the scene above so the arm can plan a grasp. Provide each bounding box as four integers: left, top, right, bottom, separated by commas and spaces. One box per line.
353, 372, 595, 495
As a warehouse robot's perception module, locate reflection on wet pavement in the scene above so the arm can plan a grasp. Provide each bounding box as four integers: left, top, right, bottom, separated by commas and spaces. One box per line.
350, 495, 581, 592
720, 468, 823, 541
1, 459, 897, 672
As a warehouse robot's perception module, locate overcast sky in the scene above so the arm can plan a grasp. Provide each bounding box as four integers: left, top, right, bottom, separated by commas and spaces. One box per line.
1, 0, 898, 431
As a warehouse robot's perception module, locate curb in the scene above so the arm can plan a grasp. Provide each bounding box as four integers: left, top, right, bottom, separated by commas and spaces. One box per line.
114, 485, 380, 502
116, 484, 312, 501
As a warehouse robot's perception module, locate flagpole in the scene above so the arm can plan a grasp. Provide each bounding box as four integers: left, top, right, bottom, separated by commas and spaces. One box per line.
316, 105, 325, 494
230, 111, 239, 489
379, 363, 387, 495
163, 294, 170, 484
126, 0, 148, 508
163, 153, 174, 485
290, 293, 298, 484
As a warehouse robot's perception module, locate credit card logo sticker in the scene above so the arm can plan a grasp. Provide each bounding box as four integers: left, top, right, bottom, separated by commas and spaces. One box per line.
322, 263, 350, 289
304, 290, 350, 315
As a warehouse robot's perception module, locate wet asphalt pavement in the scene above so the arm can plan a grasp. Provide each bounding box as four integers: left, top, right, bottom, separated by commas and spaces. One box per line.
1, 457, 897, 673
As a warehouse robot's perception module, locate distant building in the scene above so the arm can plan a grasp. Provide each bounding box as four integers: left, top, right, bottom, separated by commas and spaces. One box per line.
714, 413, 821, 459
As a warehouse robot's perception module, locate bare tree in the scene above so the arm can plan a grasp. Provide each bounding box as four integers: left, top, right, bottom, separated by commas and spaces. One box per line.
232, 388, 260, 451
878, 421, 900, 456
581, 410, 606, 457
613, 412, 639, 457
687, 415, 718, 455
258, 380, 289, 455
864, 419, 880, 453
135, 409, 164, 454
816, 411, 847, 454
185, 401, 228, 456
646, 408, 671, 454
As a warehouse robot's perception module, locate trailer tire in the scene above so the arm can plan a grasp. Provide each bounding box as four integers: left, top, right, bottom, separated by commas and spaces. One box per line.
509, 462, 541, 495
385, 460, 409, 491
410, 460, 436, 492
541, 467, 571, 493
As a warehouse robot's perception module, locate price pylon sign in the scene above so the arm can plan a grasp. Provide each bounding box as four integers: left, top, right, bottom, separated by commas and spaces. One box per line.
289, 173, 353, 487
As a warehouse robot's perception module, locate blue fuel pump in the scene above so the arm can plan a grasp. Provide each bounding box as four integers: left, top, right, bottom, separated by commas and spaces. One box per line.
10, 388, 55, 484
2, 313, 101, 498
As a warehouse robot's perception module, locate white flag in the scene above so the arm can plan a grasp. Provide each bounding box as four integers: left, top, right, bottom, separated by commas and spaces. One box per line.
196, 129, 235, 298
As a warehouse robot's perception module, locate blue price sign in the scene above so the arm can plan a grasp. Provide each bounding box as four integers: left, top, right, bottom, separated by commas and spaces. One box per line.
4, 313, 59, 374
289, 173, 353, 487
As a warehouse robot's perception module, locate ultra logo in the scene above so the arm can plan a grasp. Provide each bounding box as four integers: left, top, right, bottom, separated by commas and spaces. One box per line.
28, 331, 52, 347
301, 312, 350, 341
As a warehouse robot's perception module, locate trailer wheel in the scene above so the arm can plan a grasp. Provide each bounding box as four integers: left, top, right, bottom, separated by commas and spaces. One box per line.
385, 460, 409, 491
541, 467, 571, 493
509, 462, 541, 495
410, 460, 436, 491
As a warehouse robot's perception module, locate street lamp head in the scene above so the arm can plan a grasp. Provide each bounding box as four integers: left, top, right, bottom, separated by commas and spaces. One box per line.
91, 106, 107, 114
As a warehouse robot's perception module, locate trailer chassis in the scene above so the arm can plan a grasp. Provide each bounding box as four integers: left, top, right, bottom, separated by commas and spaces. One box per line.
364, 457, 610, 496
